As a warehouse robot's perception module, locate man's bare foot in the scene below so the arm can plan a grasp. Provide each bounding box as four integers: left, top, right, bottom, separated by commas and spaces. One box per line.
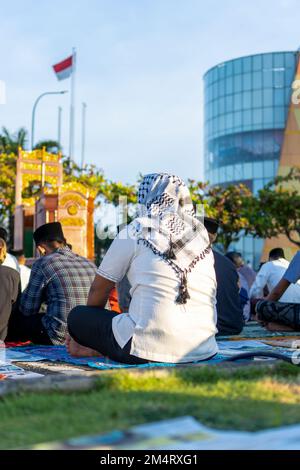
66, 336, 100, 357
65, 333, 71, 348
266, 322, 295, 332
255, 314, 267, 327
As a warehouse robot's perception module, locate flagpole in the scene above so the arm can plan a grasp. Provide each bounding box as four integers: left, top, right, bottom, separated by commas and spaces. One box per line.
81, 102, 87, 168
57, 106, 62, 149
69, 47, 76, 161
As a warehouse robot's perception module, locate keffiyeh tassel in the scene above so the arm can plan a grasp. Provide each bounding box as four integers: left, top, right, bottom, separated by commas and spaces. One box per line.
164, 237, 176, 260
176, 272, 190, 305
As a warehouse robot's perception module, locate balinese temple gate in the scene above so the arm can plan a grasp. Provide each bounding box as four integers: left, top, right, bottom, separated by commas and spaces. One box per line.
14, 148, 96, 260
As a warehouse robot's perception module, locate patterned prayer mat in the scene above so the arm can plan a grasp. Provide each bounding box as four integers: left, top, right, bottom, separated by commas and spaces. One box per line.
217, 321, 300, 341
6, 321, 299, 371
8, 340, 298, 371
9, 345, 231, 369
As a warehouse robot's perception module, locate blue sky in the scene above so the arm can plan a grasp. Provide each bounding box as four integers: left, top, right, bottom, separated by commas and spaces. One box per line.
0, 0, 299, 184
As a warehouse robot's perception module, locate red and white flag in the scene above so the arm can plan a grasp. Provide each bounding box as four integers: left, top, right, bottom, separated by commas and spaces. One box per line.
52, 55, 74, 81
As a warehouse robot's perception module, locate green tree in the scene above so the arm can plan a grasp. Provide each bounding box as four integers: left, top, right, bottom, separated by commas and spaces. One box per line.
0, 127, 28, 225
101, 180, 137, 206
0, 127, 27, 154
63, 156, 106, 190
249, 168, 300, 247
34, 140, 61, 153
0, 152, 17, 225
188, 180, 254, 251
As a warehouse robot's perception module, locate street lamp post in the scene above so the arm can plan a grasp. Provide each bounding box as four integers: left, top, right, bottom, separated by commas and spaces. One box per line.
31, 90, 68, 150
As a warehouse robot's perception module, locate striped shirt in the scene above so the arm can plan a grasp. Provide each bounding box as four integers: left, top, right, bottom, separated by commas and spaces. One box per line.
20, 247, 96, 344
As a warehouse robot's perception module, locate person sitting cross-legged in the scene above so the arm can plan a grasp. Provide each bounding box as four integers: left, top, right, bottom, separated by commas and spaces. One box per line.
204, 217, 244, 336
255, 250, 300, 331
0, 238, 21, 342
66, 173, 218, 364
0, 227, 19, 272
226, 251, 256, 291
225, 251, 251, 322
250, 248, 300, 304
10, 249, 31, 292
7, 222, 97, 345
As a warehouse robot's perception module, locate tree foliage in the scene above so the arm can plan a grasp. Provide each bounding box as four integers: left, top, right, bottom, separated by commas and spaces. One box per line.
249, 168, 300, 247
34, 140, 62, 153
0, 127, 28, 224
0, 152, 17, 224
0, 127, 27, 154
188, 180, 255, 251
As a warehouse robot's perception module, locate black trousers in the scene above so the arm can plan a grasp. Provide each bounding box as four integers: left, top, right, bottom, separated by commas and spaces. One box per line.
67, 306, 149, 364
6, 308, 52, 345
256, 300, 300, 331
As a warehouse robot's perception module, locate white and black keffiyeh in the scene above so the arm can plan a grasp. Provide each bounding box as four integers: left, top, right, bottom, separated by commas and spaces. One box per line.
132, 173, 211, 304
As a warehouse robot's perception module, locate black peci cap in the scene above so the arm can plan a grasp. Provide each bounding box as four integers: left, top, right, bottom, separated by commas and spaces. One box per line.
204, 217, 219, 235
10, 249, 24, 257
0, 227, 8, 242
33, 222, 65, 245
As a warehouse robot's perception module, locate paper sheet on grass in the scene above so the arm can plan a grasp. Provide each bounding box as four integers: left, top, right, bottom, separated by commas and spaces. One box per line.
31, 416, 300, 450
0, 364, 44, 380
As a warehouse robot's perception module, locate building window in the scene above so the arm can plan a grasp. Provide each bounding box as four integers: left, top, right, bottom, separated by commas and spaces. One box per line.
234, 93, 242, 111
253, 54, 262, 71
263, 70, 273, 88
253, 71, 263, 89
233, 58, 242, 74
263, 89, 273, 107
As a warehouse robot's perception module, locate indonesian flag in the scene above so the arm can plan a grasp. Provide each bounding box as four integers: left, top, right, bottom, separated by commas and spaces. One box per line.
52, 55, 74, 81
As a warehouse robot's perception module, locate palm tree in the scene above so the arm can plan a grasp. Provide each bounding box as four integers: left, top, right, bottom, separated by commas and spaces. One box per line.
0, 127, 28, 154
34, 139, 61, 153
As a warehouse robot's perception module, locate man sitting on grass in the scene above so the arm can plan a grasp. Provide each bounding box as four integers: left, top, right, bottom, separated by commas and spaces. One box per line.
0, 227, 19, 271
10, 249, 31, 292
250, 248, 300, 304
7, 222, 96, 345
204, 217, 244, 336
256, 250, 300, 332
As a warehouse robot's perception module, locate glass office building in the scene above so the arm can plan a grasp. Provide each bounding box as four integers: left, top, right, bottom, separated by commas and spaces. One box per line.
204, 51, 297, 267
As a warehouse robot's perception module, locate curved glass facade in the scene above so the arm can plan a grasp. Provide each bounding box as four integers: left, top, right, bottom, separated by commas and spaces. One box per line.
204, 51, 297, 266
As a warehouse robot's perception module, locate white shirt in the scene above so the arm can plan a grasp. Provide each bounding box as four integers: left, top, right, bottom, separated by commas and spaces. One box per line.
2, 253, 19, 271
19, 264, 31, 292
239, 272, 251, 321
250, 258, 300, 303
97, 227, 218, 363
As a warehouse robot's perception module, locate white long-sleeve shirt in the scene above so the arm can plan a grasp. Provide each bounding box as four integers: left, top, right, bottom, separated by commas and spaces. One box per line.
2, 253, 19, 271
19, 264, 31, 292
250, 258, 300, 303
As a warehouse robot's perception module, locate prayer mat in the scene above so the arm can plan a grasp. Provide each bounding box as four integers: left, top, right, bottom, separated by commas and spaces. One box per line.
217, 321, 300, 341
263, 339, 300, 348
10, 345, 231, 368
9, 341, 296, 371
4, 341, 32, 348
0, 348, 46, 363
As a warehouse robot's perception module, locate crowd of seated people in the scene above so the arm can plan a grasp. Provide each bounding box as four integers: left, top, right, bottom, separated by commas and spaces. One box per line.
1, 172, 299, 363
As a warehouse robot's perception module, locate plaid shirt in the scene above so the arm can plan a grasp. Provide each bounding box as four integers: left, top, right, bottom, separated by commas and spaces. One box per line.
20, 247, 97, 344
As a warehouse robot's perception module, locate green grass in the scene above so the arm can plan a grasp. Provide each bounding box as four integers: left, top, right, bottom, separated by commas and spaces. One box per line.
1, 363, 300, 449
